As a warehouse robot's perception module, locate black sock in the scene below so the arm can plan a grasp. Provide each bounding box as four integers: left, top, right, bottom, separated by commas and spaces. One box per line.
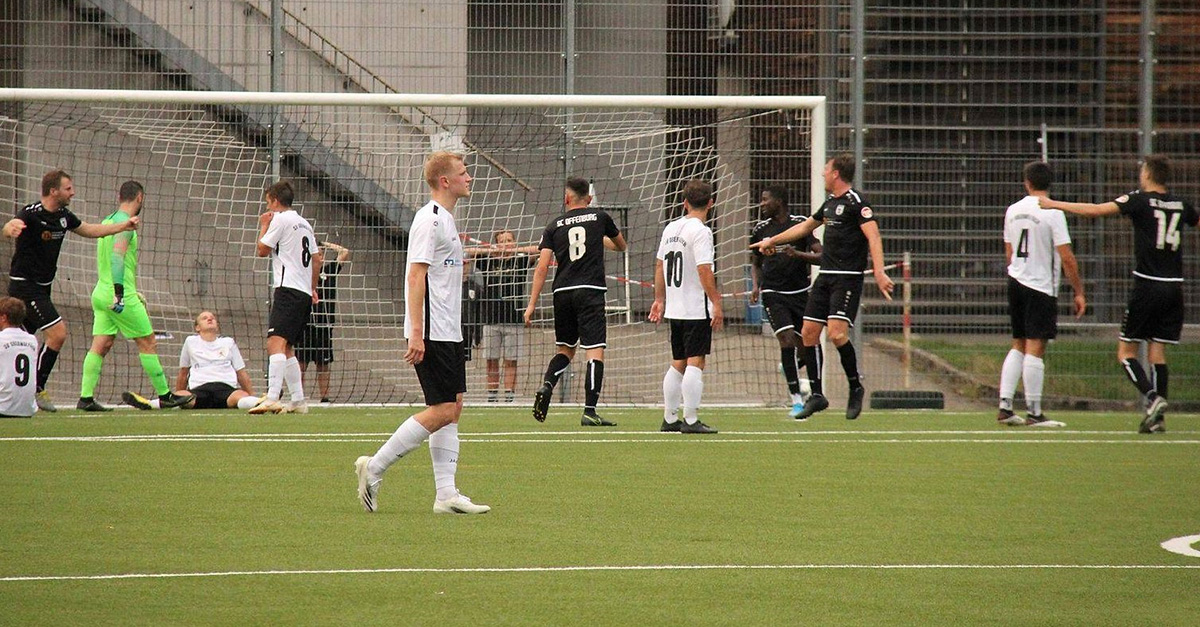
1153, 364, 1169, 399
543, 353, 571, 388
584, 360, 604, 414
837, 341, 863, 391
1120, 358, 1154, 397
36, 346, 59, 391
781, 347, 800, 395
803, 345, 823, 396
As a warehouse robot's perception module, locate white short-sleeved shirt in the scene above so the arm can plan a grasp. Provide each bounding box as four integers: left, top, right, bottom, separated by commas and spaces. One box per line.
404, 200, 464, 342
656, 215, 715, 320
0, 326, 38, 416
179, 335, 246, 389
1004, 195, 1072, 296
259, 209, 317, 295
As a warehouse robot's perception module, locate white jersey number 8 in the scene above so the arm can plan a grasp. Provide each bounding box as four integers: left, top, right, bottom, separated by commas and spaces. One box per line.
568, 226, 587, 261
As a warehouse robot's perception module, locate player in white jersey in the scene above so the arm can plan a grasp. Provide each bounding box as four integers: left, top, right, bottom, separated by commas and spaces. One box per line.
123, 311, 261, 410
649, 180, 723, 434
353, 151, 490, 515
248, 181, 322, 415
998, 162, 1085, 427
0, 297, 39, 417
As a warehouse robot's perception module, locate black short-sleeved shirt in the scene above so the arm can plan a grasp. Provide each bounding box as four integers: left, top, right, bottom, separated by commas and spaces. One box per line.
475, 253, 534, 325
8, 202, 83, 285
1113, 189, 1199, 281
813, 189, 875, 275
751, 214, 817, 293
309, 260, 343, 327
539, 207, 621, 292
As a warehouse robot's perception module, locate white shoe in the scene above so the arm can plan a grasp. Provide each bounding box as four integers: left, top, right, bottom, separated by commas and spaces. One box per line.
283, 400, 309, 414
354, 456, 380, 513
433, 493, 491, 515
248, 397, 284, 415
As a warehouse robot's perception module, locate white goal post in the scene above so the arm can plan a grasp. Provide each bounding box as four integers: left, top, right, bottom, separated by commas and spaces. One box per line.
0, 88, 827, 407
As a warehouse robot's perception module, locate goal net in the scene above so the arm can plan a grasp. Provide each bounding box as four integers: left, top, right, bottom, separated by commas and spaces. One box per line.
0, 90, 833, 407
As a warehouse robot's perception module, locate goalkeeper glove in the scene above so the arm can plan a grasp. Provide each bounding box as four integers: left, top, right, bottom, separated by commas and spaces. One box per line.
111, 283, 125, 314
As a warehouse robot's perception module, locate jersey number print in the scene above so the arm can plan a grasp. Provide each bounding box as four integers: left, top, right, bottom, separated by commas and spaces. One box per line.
664, 250, 684, 287
1154, 210, 1182, 251
14, 353, 31, 387
568, 226, 587, 261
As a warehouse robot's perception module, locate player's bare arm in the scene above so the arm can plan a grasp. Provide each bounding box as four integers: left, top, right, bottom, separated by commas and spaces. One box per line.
1058, 243, 1087, 319
236, 368, 255, 395
749, 216, 819, 255
175, 367, 189, 393
324, 241, 351, 263
648, 258, 667, 323
697, 263, 724, 330
861, 220, 894, 300
1004, 242, 1014, 266
603, 232, 627, 252
781, 243, 822, 265
310, 249, 324, 305
2, 218, 25, 239
749, 254, 762, 304
255, 212, 275, 257
1038, 197, 1120, 217
404, 262, 429, 365
523, 248, 554, 327
72, 217, 140, 238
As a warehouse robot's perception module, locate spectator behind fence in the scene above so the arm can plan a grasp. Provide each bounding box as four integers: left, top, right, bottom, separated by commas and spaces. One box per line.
466, 230, 538, 402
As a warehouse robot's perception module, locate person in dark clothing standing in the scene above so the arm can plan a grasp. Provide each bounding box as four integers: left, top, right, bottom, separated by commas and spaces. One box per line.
467, 230, 538, 403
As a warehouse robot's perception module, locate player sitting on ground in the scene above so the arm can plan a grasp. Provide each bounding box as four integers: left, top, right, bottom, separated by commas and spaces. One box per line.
124, 311, 261, 410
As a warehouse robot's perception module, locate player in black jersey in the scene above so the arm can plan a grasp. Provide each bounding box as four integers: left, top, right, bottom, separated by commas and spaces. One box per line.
750, 154, 894, 421
1, 170, 139, 412
750, 185, 823, 418
524, 177, 627, 426
1040, 154, 1198, 434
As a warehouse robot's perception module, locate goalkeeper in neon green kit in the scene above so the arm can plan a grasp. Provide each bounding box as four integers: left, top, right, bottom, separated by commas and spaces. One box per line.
77, 181, 193, 411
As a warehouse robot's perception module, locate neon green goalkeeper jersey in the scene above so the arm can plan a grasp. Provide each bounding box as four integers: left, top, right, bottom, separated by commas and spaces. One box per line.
94, 210, 138, 296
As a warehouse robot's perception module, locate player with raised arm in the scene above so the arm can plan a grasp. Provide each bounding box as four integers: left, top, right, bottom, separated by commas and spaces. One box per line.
2, 170, 139, 411
649, 180, 723, 434
998, 162, 1085, 428
247, 181, 322, 415
0, 297, 38, 418
524, 177, 627, 426
750, 154, 894, 421
353, 151, 490, 515
1039, 154, 1197, 434
124, 311, 261, 410
77, 181, 194, 411
750, 185, 824, 418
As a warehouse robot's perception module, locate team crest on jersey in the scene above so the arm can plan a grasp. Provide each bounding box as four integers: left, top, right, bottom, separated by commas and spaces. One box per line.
861, 207, 873, 219
834, 205, 844, 216
60, 217, 68, 228
1116, 194, 1130, 204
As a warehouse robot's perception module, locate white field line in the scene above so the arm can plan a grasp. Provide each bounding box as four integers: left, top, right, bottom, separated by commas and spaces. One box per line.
3, 562, 1199, 583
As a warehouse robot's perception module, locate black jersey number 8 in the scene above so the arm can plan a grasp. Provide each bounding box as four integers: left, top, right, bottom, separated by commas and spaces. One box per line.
14, 353, 31, 387
664, 250, 684, 287
301, 236, 312, 268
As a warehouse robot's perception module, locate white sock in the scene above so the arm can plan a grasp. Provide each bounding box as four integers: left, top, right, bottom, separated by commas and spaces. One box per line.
663, 367, 683, 422
790, 392, 803, 405
1023, 354, 1045, 416
681, 365, 703, 424
999, 348, 1024, 410
148, 398, 161, 409
236, 395, 261, 410
368, 416, 431, 478
429, 423, 460, 501
284, 356, 305, 402
267, 353, 286, 401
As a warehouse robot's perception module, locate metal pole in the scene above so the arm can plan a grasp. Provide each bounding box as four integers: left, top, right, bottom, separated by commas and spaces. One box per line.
1139, 0, 1155, 156
1039, 123, 1048, 163
269, 0, 282, 179
851, 0, 865, 185
563, 0, 577, 178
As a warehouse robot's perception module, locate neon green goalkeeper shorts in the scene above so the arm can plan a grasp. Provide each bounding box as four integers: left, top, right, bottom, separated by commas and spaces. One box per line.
91, 291, 154, 339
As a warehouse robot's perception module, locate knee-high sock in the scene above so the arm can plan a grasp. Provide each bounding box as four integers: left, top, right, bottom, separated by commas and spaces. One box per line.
681, 365, 703, 423
584, 359, 604, 413
1152, 364, 1169, 399
80, 351, 103, 398
368, 416, 431, 477
266, 353, 286, 401
542, 353, 571, 388
36, 345, 59, 392
429, 423, 460, 501
1022, 354, 1045, 415
284, 356, 304, 402
999, 348, 1025, 411
1120, 358, 1154, 397
803, 344, 823, 396
663, 367, 684, 421
236, 395, 261, 409
836, 341, 862, 390
781, 346, 800, 396
138, 353, 170, 396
